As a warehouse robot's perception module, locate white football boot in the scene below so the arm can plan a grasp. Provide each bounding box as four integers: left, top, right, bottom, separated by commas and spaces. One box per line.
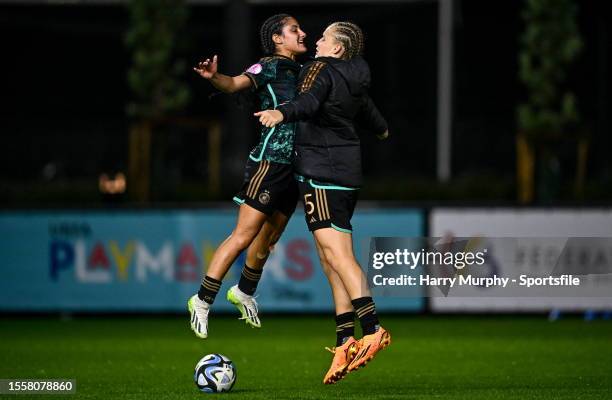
226, 285, 261, 328
188, 294, 210, 339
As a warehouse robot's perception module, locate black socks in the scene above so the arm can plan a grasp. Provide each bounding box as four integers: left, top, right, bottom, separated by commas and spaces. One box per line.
351, 297, 380, 335
335, 312, 355, 346
237, 265, 263, 296
198, 276, 222, 305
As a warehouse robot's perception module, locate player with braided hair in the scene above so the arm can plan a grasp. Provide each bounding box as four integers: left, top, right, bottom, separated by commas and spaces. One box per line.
325, 21, 365, 60
256, 21, 390, 384
188, 14, 307, 339
260, 13, 292, 55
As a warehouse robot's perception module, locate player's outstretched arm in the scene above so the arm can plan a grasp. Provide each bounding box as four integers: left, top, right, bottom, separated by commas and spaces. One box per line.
276, 62, 331, 123
194, 55, 252, 94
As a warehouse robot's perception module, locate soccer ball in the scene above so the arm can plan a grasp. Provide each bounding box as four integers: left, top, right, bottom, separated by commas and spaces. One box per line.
193, 353, 237, 393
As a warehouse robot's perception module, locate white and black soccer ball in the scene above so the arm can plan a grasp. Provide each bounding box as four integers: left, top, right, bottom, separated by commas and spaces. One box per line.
193, 353, 237, 393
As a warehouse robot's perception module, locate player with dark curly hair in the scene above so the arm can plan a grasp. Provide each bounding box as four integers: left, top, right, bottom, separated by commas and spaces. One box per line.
256, 21, 391, 384
188, 14, 307, 339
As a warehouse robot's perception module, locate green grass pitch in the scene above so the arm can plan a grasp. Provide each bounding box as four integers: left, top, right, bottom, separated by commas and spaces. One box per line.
1, 315, 611, 399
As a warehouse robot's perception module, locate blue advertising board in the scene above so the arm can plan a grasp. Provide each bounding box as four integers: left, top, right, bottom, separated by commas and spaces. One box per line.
0, 208, 424, 312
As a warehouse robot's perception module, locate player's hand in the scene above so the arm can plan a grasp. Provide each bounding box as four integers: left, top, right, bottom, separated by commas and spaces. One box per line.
377, 130, 389, 140
254, 110, 284, 128
194, 55, 218, 80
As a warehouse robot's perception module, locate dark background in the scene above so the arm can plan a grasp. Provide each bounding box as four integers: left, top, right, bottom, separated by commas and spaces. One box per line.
0, 0, 610, 205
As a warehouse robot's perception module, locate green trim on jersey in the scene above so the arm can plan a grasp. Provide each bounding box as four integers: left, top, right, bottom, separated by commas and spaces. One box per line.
331, 223, 353, 234
250, 84, 278, 162
247, 56, 299, 164
308, 179, 358, 191
294, 174, 358, 190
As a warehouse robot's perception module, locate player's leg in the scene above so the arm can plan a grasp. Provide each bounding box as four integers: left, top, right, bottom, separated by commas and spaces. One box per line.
244, 210, 288, 280
314, 237, 358, 384
313, 227, 391, 371
227, 210, 290, 328
226, 170, 298, 327
298, 179, 389, 371
188, 204, 268, 338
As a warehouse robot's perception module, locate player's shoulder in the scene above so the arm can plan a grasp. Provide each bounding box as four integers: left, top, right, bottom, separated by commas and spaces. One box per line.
300, 59, 330, 78
246, 56, 278, 71
258, 56, 277, 63
262, 55, 302, 72
244, 57, 279, 80
299, 59, 330, 84
302, 58, 329, 71
258, 55, 292, 68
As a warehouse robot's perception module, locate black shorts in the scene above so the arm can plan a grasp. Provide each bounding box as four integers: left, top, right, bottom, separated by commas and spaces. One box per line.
233, 159, 299, 217
297, 177, 359, 233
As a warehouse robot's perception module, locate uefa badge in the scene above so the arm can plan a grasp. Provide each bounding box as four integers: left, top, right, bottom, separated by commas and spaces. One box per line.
246, 63, 263, 75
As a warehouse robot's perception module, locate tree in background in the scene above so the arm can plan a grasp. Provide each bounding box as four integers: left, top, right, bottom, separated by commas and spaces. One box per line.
125, 0, 190, 202
517, 0, 583, 203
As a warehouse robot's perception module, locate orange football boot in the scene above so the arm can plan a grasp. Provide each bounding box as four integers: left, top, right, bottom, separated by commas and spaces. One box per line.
323, 337, 359, 384
347, 327, 391, 372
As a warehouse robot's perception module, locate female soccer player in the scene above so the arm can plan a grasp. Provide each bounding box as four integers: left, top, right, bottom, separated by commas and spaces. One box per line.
255, 21, 391, 384
188, 14, 307, 339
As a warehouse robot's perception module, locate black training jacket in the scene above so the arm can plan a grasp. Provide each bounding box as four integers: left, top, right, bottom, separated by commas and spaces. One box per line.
277, 56, 387, 188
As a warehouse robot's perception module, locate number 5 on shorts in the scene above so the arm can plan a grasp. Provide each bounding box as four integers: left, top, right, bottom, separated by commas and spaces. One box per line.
304, 193, 315, 215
